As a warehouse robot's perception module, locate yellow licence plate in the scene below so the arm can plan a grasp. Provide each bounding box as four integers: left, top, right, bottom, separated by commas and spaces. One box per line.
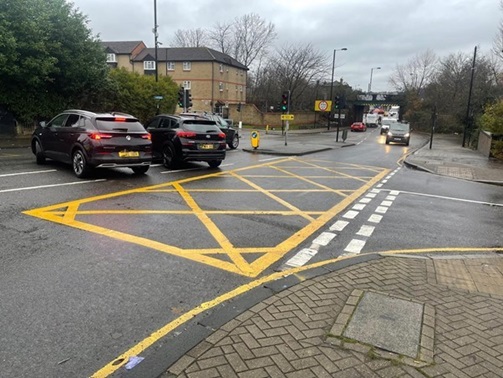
119, 151, 140, 158
200, 144, 214, 150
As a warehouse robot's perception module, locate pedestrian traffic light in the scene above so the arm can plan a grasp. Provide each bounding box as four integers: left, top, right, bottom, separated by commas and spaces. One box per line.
177, 87, 184, 107
186, 90, 192, 108
281, 91, 289, 112
237, 102, 241, 112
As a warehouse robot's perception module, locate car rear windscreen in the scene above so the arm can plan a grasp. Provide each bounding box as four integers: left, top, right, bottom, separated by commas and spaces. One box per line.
96, 117, 146, 132
183, 121, 220, 132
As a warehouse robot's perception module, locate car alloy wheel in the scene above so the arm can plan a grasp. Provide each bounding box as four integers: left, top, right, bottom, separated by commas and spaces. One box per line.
72, 149, 90, 178
35, 140, 46, 164
162, 144, 177, 169
229, 134, 239, 149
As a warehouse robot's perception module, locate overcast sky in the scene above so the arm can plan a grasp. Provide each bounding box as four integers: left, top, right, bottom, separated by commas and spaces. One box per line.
71, 0, 501, 92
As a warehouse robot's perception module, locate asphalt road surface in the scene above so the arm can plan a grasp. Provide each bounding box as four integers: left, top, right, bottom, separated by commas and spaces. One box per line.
0, 128, 501, 378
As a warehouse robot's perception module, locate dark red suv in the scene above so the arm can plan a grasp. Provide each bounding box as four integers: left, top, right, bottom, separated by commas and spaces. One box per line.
31, 110, 152, 178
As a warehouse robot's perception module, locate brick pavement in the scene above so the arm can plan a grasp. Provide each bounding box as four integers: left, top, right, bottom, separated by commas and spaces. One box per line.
162, 253, 503, 378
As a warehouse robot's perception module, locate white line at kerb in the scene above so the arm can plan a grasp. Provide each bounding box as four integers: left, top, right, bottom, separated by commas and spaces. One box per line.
344, 239, 366, 254
0, 179, 106, 194
0, 169, 57, 178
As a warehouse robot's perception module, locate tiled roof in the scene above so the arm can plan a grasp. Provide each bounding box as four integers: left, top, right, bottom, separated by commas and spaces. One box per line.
133, 47, 248, 70
101, 41, 145, 54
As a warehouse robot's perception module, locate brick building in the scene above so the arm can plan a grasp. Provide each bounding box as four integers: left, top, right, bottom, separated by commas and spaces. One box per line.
102, 41, 248, 116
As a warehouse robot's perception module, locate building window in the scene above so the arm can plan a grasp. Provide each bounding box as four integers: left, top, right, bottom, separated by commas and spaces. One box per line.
235, 85, 238, 92
239, 85, 243, 92
106, 53, 116, 63
219, 64, 223, 73
144, 61, 156, 70
183, 81, 191, 90
219, 82, 223, 92
167, 62, 175, 71
183, 62, 191, 71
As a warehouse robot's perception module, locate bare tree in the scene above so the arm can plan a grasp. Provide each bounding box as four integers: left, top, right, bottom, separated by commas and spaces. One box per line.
265, 44, 328, 110
388, 49, 437, 95
492, 0, 503, 59
207, 21, 233, 55
208, 13, 276, 68
170, 28, 208, 47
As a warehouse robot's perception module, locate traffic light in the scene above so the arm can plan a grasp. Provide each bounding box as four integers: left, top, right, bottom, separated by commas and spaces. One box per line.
186, 90, 192, 108
177, 87, 184, 107
237, 103, 241, 112
334, 96, 340, 110
281, 91, 290, 112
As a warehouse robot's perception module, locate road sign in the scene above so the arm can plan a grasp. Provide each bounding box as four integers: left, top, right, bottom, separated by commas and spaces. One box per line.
315, 100, 332, 112
281, 114, 294, 121
153, 95, 163, 100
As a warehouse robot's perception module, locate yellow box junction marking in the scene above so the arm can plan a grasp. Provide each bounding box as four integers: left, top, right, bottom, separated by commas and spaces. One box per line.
24, 158, 389, 277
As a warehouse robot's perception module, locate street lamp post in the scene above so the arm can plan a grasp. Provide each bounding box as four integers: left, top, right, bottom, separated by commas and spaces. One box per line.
153, 0, 158, 82
328, 47, 348, 130
367, 66, 381, 93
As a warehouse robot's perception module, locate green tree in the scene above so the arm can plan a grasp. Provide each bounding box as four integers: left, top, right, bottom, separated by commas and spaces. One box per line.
0, 0, 109, 123
105, 68, 178, 124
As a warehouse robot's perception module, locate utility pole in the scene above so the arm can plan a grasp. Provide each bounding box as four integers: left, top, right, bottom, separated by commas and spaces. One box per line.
153, 0, 158, 82
462, 46, 477, 147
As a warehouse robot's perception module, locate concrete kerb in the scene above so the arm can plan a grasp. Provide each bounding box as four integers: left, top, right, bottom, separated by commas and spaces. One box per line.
116, 253, 382, 378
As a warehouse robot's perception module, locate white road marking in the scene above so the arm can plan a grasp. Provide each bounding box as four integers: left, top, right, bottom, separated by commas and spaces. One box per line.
385, 189, 503, 207
259, 157, 284, 162
385, 195, 397, 201
344, 239, 366, 254
366, 193, 377, 198
390, 190, 400, 195
381, 200, 393, 207
357, 225, 375, 237
313, 232, 336, 246
381, 180, 388, 183
0, 169, 57, 178
352, 203, 366, 210
368, 214, 383, 223
283, 248, 318, 267
371, 189, 380, 194
375, 206, 388, 214
376, 184, 383, 188
359, 197, 372, 203
343, 210, 359, 219
330, 220, 349, 231
0, 179, 106, 194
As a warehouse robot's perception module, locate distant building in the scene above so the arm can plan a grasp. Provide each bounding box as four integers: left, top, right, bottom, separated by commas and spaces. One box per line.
101, 41, 248, 115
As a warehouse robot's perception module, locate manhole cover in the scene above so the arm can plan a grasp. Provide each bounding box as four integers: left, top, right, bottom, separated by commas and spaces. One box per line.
343, 291, 423, 358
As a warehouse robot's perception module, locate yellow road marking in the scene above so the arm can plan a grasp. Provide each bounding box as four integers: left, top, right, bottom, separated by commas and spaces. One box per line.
91, 247, 503, 377
24, 159, 388, 277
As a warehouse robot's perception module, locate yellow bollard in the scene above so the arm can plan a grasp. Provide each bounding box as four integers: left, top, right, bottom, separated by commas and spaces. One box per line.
250, 130, 260, 149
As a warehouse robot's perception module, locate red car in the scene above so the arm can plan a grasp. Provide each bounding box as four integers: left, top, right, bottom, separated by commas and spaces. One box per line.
350, 122, 367, 132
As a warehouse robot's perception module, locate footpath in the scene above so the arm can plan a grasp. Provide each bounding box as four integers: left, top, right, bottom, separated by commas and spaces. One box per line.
2, 130, 503, 378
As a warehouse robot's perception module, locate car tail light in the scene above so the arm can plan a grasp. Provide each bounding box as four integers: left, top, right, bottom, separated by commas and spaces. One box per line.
218, 132, 226, 139
141, 133, 151, 140
177, 131, 197, 138
90, 133, 112, 140
114, 117, 126, 122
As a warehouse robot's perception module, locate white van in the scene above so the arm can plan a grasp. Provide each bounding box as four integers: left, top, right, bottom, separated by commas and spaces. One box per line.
380, 117, 397, 135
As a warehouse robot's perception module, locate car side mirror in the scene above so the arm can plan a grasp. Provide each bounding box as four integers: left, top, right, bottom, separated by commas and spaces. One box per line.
39, 121, 46, 128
